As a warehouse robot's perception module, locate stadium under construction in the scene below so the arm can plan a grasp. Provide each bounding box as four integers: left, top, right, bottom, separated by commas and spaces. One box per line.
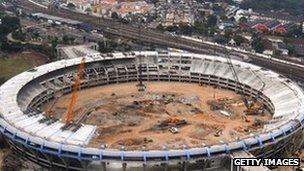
0, 51, 304, 171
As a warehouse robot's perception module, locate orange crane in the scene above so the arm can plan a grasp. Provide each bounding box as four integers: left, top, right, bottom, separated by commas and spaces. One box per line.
64, 57, 86, 125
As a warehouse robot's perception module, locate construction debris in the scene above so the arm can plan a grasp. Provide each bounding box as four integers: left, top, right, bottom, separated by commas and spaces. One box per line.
244, 101, 266, 115
169, 127, 179, 134
43, 82, 272, 150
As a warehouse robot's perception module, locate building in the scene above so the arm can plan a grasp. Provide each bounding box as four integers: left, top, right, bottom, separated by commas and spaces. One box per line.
277, 42, 289, 55
262, 39, 274, 55
248, 20, 294, 34
286, 39, 304, 57
111, 1, 154, 17
67, 0, 99, 12
56, 43, 99, 59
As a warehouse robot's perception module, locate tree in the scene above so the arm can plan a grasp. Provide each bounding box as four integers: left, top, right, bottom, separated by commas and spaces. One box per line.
62, 35, 70, 44
98, 41, 107, 53
0, 77, 6, 86
214, 35, 228, 44
1, 41, 23, 52
233, 35, 245, 46
156, 24, 165, 31
85, 8, 92, 14
165, 25, 178, 32
208, 27, 216, 36
251, 36, 264, 53
179, 24, 194, 35
12, 29, 26, 41
67, 3, 76, 9
287, 45, 295, 56
224, 29, 233, 39
0, 16, 20, 42
1, 16, 20, 31
32, 31, 40, 40
212, 4, 224, 13
220, 15, 228, 21
193, 21, 208, 35
286, 25, 304, 38
207, 15, 217, 28
240, 0, 304, 16
239, 16, 248, 24
69, 37, 75, 45
51, 37, 59, 59
111, 12, 119, 20
149, 0, 159, 4
0, 16, 21, 51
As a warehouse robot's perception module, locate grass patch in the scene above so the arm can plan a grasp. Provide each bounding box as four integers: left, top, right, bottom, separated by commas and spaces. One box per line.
0, 58, 37, 80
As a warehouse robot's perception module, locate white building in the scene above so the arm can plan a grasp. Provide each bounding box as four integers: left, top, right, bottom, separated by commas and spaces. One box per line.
67, 0, 99, 12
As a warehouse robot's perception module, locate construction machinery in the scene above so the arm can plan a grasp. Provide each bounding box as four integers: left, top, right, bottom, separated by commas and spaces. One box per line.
45, 91, 62, 118
224, 52, 250, 108
224, 51, 267, 117
62, 57, 86, 129
160, 117, 187, 127
224, 52, 266, 113
244, 101, 266, 115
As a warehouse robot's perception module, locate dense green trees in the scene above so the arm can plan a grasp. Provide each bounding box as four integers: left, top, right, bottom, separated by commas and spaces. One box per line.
67, 3, 76, 9
62, 35, 75, 45
193, 21, 208, 35
233, 35, 245, 46
238, 16, 248, 24
111, 12, 119, 20
0, 16, 21, 51
0, 16, 20, 41
251, 35, 264, 53
206, 15, 218, 28
241, 0, 304, 15
286, 25, 304, 39
51, 37, 58, 58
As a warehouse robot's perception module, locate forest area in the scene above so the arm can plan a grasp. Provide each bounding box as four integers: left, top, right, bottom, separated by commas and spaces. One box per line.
240, 0, 304, 15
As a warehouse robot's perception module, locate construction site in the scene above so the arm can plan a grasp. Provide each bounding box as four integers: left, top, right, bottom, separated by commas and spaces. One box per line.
42, 82, 271, 150
1, 51, 304, 171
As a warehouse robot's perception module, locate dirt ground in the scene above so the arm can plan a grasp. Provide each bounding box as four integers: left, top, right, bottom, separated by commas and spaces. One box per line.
44, 82, 272, 150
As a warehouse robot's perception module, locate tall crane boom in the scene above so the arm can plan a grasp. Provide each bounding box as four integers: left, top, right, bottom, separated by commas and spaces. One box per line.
65, 58, 85, 124
224, 52, 249, 108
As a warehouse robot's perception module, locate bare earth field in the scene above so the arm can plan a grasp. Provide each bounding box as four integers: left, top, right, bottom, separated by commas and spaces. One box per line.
45, 82, 272, 150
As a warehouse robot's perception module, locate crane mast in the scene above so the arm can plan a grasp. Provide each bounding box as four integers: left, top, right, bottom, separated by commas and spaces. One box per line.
224, 52, 249, 108
65, 57, 85, 124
